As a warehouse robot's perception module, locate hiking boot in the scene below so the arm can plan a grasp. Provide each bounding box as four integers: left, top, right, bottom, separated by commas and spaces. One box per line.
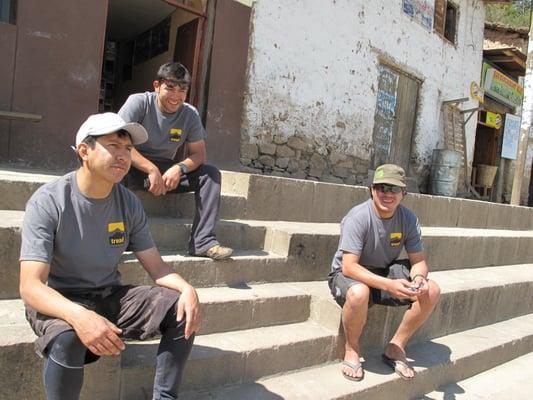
197, 245, 233, 260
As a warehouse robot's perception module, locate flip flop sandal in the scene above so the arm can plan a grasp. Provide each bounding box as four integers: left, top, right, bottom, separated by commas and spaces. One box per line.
341, 360, 364, 381
381, 354, 416, 380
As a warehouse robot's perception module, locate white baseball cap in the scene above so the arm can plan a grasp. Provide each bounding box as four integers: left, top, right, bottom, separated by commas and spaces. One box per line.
75, 113, 148, 146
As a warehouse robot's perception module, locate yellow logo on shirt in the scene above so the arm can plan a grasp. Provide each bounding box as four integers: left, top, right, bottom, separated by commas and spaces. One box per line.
108, 222, 126, 246
390, 232, 402, 247
169, 128, 182, 142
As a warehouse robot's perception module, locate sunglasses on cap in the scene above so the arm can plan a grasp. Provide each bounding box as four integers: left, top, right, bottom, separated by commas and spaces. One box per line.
373, 184, 404, 193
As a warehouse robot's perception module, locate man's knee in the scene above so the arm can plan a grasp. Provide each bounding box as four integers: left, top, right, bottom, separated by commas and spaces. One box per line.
418, 280, 440, 309
199, 164, 221, 183
47, 330, 86, 368
426, 280, 441, 305
345, 284, 370, 308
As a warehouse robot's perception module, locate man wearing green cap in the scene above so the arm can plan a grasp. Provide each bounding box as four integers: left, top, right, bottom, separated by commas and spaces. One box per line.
328, 164, 440, 381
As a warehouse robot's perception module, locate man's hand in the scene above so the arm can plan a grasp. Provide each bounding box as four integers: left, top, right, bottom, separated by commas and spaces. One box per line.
387, 279, 417, 299
176, 284, 201, 339
411, 276, 429, 296
147, 168, 167, 196
70, 308, 125, 356
162, 164, 182, 192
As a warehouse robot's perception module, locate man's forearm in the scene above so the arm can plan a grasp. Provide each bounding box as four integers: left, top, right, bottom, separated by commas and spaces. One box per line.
131, 147, 158, 174
20, 281, 87, 325
342, 261, 391, 291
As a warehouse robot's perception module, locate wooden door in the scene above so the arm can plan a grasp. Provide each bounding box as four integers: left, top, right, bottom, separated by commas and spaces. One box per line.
372, 64, 419, 171
174, 17, 202, 107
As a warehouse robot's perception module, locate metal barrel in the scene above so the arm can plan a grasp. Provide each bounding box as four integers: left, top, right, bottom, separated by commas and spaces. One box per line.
429, 149, 461, 197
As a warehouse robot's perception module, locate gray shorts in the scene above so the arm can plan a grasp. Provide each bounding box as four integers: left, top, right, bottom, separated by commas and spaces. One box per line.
328, 259, 414, 308
25, 285, 180, 364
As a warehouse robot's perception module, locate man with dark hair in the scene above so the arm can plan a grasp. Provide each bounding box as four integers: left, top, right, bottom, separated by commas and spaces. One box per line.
118, 61, 233, 260
328, 164, 440, 382
20, 113, 201, 400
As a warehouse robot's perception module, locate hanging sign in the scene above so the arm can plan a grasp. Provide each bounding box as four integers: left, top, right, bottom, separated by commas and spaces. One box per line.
485, 111, 502, 129
482, 63, 523, 108
501, 114, 522, 160
470, 81, 484, 103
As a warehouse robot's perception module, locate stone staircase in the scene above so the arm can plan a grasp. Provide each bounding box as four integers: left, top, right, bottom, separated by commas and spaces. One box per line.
1, 167, 533, 399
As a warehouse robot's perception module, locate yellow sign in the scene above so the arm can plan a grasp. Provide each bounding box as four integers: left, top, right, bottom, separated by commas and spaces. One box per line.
486, 112, 502, 129
470, 81, 484, 103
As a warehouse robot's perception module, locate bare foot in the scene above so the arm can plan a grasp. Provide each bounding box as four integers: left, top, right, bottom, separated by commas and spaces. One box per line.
342, 349, 364, 381
383, 343, 415, 379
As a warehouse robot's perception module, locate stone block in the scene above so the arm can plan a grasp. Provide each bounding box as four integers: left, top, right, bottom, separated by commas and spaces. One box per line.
276, 145, 295, 158
240, 143, 259, 160
332, 166, 349, 178
258, 143, 276, 155
287, 136, 308, 151
329, 151, 346, 165
257, 155, 276, 167
273, 135, 287, 145
275, 157, 290, 169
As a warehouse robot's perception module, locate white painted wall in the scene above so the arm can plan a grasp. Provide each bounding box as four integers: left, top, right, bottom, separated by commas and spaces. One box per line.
242, 0, 485, 179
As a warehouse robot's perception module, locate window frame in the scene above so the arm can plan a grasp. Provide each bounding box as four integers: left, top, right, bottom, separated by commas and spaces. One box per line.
0, 0, 16, 25
434, 0, 459, 45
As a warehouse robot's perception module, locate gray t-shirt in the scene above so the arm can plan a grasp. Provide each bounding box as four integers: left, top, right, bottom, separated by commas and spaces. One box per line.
20, 172, 155, 290
331, 199, 423, 274
118, 91, 207, 162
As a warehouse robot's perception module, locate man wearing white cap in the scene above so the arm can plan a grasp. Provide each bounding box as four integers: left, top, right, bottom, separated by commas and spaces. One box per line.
19, 113, 200, 400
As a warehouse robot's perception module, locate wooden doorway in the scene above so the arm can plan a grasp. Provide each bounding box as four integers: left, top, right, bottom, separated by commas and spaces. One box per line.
174, 17, 203, 107
372, 64, 420, 172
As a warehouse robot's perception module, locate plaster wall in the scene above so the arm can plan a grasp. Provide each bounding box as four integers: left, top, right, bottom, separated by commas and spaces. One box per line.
520, 31, 533, 205
241, 0, 485, 187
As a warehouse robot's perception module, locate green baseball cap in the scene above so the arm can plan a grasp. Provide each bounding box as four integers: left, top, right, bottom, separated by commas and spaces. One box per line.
373, 164, 406, 188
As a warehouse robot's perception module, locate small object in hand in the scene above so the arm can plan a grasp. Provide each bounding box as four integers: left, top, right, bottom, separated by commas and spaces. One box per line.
143, 178, 150, 189
409, 285, 419, 292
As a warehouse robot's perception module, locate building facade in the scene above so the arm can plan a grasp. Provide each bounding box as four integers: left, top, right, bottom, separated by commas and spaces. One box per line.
240, 0, 490, 190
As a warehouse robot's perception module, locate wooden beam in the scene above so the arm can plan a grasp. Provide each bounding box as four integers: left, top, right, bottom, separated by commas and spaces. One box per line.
442, 97, 469, 105
0, 111, 42, 123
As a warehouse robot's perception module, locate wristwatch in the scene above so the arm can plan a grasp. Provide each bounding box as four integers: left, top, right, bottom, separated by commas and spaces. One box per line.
177, 162, 189, 174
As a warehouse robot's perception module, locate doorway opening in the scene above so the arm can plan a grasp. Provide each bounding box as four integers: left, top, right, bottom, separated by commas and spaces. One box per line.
100, 0, 206, 113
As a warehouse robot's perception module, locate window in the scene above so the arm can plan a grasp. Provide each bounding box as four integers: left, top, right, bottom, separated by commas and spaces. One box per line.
434, 0, 458, 44
0, 0, 16, 24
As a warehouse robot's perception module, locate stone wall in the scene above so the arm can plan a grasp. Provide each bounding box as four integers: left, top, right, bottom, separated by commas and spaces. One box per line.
240, 133, 370, 184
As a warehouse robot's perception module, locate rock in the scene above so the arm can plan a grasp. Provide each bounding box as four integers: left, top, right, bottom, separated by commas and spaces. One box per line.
258, 143, 277, 155
276, 145, 295, 158
240, 143, 259, 160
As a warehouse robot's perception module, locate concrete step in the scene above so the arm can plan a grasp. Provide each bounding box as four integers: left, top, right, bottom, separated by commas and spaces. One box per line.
294, 265, 533, 351
0, 168, 247, 220
4, 265, 533, 399
123, 320, 337, 396
3, 210, 533, 298
2, 166, 533, 230
2, 281, 311, 338
422, 351, 533, 400
119, 250, 291, 291
180, 313, 533, 400
0, 282, 316, 400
